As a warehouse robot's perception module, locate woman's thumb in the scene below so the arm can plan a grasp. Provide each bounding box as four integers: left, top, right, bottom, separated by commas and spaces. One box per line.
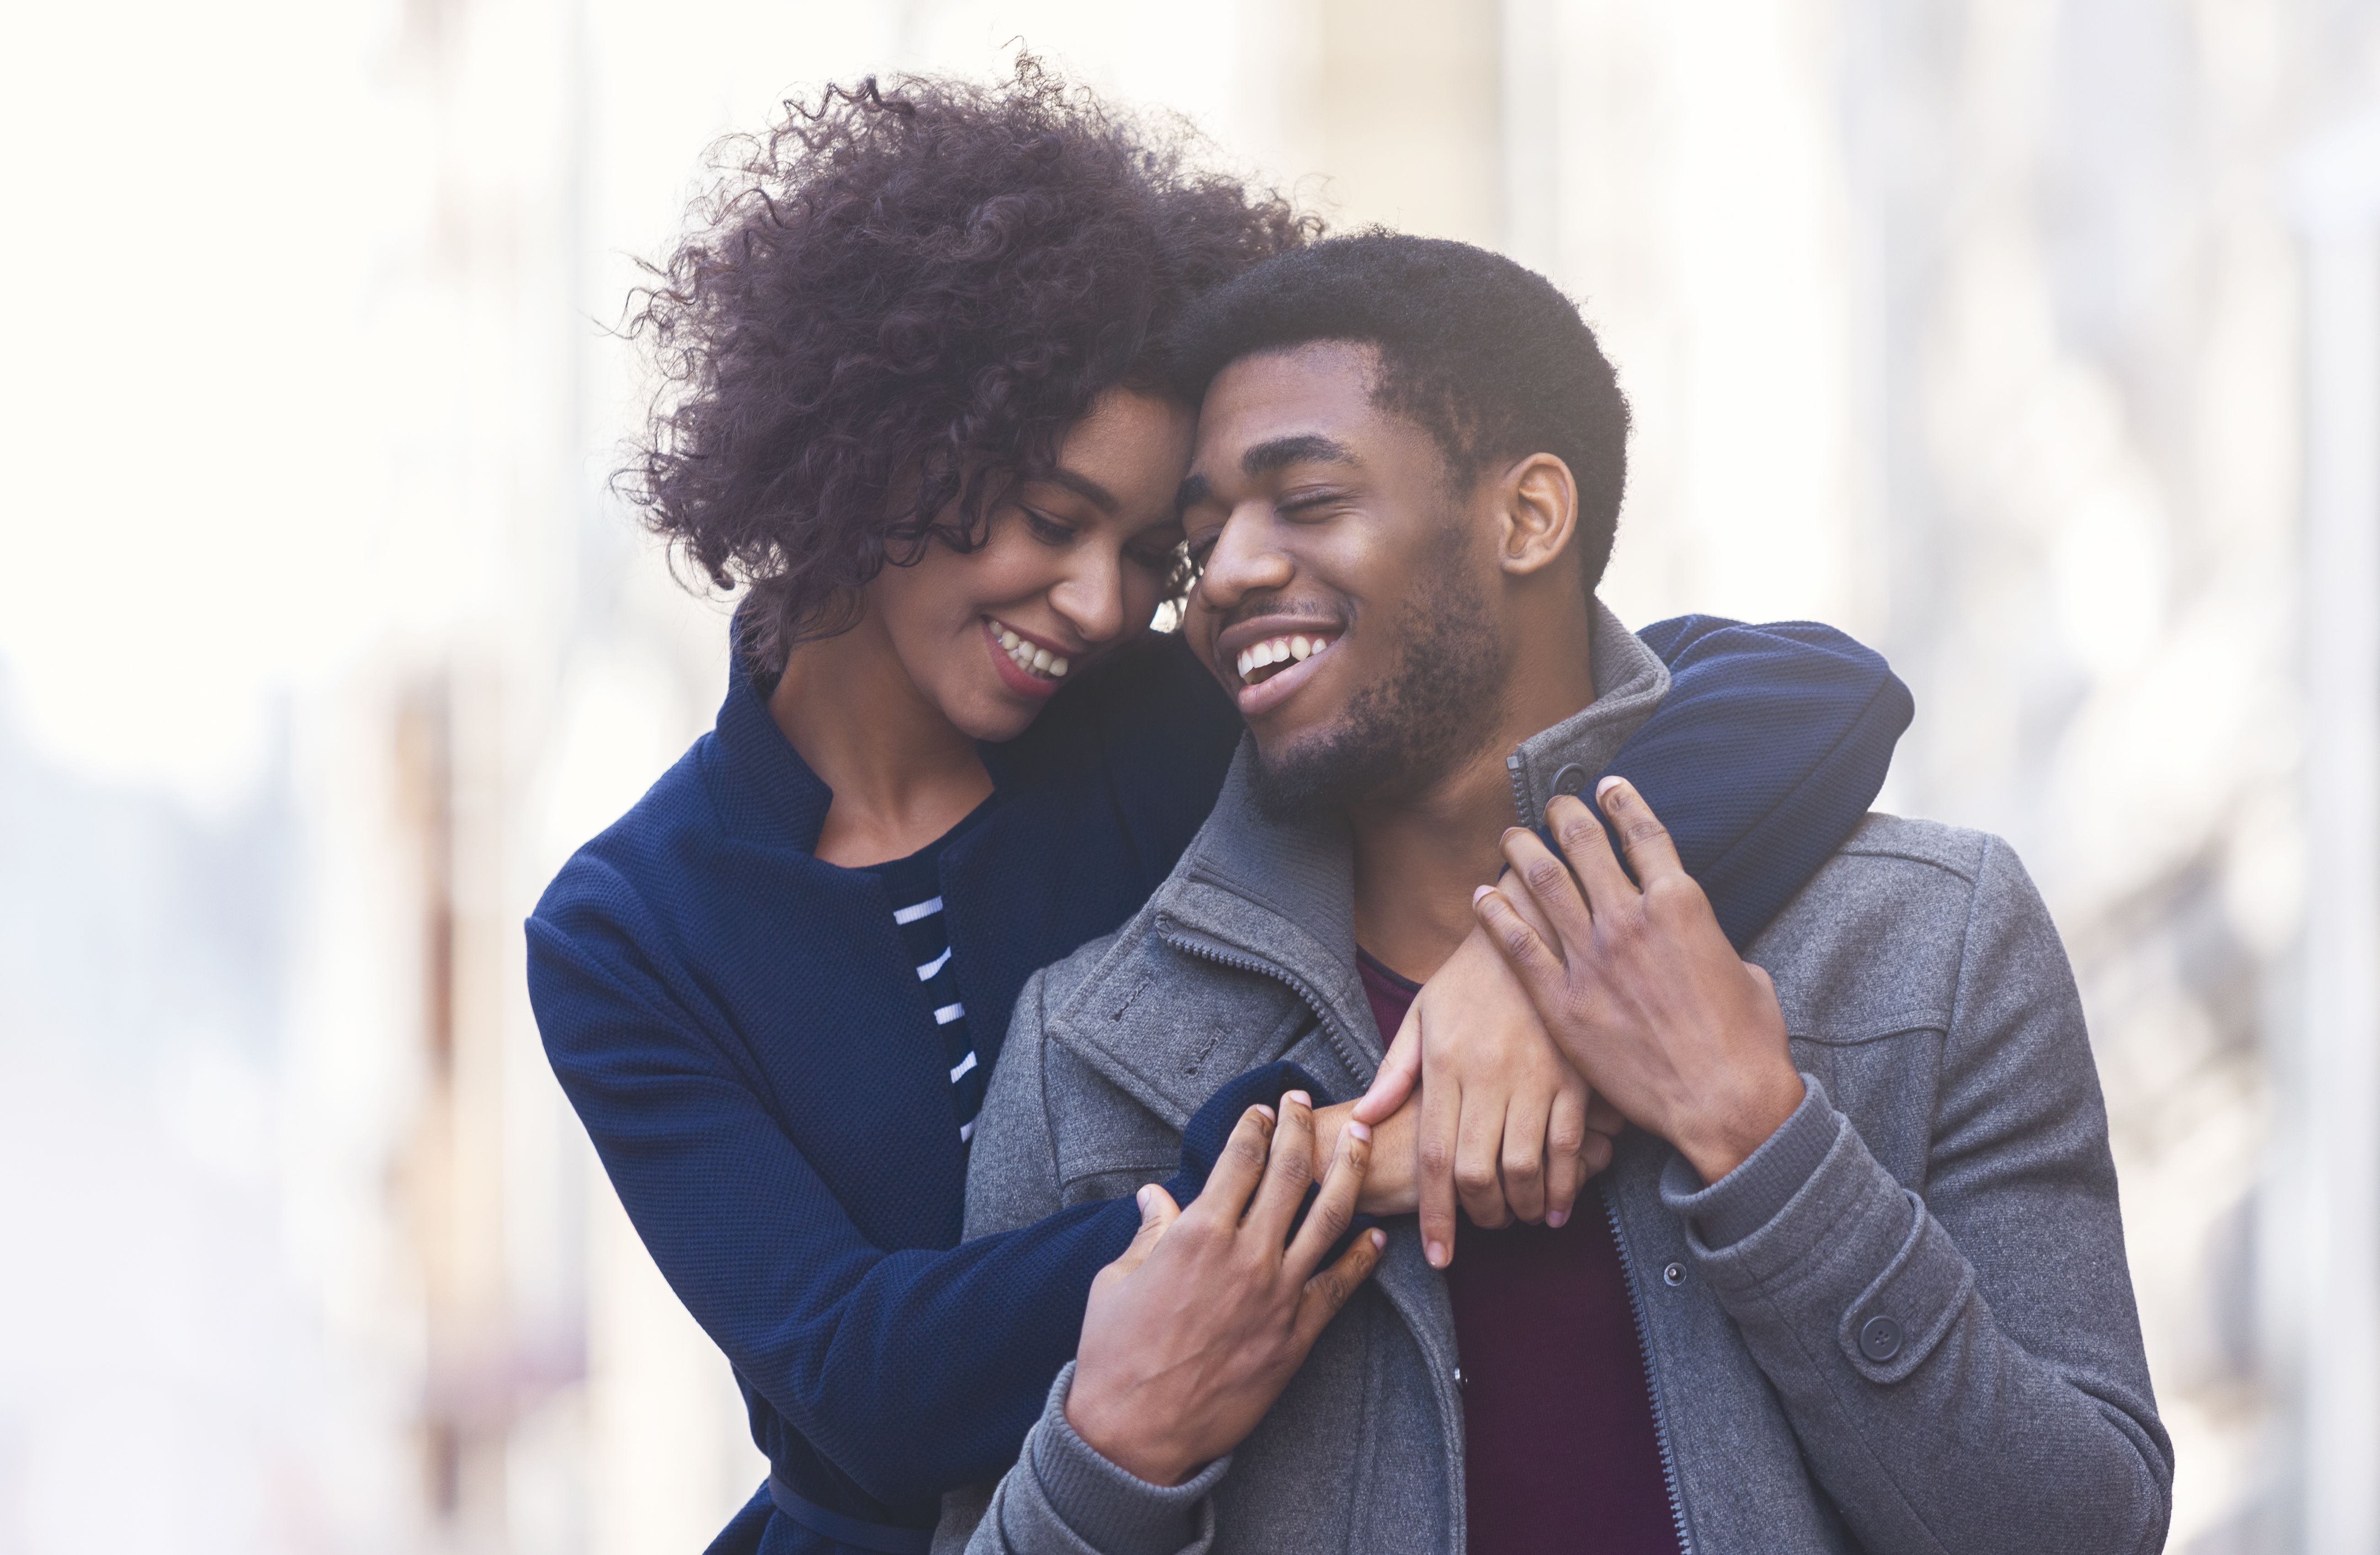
1353, 1011, 1422, 1124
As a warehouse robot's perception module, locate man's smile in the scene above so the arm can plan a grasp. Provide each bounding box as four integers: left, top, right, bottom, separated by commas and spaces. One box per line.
1213, 612, 1346, 716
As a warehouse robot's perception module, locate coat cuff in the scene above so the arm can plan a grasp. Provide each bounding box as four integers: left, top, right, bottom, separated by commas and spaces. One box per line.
1017, 1363, 1228, 1555
1665, 1074, 1829, 1247
1160, 1061, 1331, 1208
1661, 1076, 1974, 1385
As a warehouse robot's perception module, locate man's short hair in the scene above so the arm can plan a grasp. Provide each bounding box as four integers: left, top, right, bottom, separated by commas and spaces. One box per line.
1169, 231, 1631, 592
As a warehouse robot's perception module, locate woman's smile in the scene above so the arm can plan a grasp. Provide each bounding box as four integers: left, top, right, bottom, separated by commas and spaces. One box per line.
984, 615, 1075, 698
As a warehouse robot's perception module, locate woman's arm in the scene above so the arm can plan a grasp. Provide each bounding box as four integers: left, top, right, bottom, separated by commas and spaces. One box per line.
530, 914, 1330, 1511
531, 919, 1126, 1507
1347, 615, 1912, 1259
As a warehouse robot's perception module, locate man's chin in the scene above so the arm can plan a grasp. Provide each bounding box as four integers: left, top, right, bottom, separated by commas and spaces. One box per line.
1247, 726, 1371, 824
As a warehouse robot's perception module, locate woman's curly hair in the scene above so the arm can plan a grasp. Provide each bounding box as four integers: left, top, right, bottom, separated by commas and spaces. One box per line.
620, 58, 1318, 669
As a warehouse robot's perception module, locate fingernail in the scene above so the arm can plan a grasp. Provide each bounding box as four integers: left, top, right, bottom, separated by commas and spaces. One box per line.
1137, 1185, 1154, 1211
1369, 1229, 1387, 1249
1471, 884, 1493, 905
1426, 1241, 1448, 1267
1596, 774, 1624, 802
1546, 1208, 1567, 1228
1254, 1104, 1275, 1123
1500, 825, 1526, 841
1284, 1090, 1310, 1109
1346, 1119, 1371, 1142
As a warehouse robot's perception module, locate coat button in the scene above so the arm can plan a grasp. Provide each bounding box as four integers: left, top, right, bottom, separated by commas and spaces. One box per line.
1453, 1366, 1467, 1390
1858, 1315, 1903, 1362
1551, 763, 1590, 799
1662, 1262, 1686, 1286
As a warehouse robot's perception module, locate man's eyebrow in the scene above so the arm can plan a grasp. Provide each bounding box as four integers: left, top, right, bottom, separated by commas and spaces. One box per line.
1025, 466, 1119, 514
1176, 434, 1356, 514
1243, 434, 1355, 477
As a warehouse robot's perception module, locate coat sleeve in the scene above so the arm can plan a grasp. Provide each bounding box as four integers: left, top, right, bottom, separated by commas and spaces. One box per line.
1662, 838, 2173, 1555
955, 1365, 1228, 1555
1622, 617, 1915, 949
527, 916, 1142, 1507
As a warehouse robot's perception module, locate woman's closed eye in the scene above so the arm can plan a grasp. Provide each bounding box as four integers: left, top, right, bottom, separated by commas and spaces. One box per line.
1126, 531, 1187, 574
1020, 506, 1078, 546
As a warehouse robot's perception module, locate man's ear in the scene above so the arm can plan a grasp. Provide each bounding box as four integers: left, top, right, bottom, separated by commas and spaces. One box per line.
1495, 453, 1579, 579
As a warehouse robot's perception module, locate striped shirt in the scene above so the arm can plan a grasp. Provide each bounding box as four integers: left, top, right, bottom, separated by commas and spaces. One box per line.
865, 800, 995, 1142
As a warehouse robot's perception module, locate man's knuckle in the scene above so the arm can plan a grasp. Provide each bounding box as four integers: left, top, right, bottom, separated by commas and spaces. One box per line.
1455, 1162, 1498, 1194
1417, 1138, 1455, 1176
1502, 1150, 1542, 1184
1309, 1197, 1353, 1243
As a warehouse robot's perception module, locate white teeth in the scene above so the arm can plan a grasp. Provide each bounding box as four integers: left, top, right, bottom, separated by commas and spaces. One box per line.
990, 619, 1070, 681
1236, 633, 1337, 686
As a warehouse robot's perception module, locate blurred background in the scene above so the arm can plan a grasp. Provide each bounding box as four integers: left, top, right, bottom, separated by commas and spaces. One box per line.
4, 0, 2379, 1549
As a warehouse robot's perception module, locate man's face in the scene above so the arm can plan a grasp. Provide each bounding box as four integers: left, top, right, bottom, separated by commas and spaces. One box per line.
1180, 342, 1507, 819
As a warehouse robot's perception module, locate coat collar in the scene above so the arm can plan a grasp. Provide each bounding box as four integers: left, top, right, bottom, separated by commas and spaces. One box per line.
1049, 599, 1672, 1104
705, 617, 1048, 857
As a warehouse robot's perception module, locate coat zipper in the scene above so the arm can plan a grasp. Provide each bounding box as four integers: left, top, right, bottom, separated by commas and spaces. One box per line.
1154, 914, 1471, 1553
1153, 916, 1375, 1085
1604, 1182, 1694, 1552
1521, 743, 1689, 1546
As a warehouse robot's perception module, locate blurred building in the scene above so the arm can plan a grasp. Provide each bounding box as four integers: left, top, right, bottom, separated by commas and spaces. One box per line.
6, 1, 2380, 1551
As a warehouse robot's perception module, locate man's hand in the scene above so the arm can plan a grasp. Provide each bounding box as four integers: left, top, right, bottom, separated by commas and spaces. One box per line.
1065, 1093, 1388, 1487
1470, 778, 1802, 1186
1340, 925, 1621, 1266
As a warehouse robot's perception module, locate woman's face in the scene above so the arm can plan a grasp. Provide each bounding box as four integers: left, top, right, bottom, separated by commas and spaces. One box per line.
871, 387, 1197, 742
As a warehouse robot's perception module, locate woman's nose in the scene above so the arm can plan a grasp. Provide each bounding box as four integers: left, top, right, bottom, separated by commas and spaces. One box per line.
1050, 547, 1127, 644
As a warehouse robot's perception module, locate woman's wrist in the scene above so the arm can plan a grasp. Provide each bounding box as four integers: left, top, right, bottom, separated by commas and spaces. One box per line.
1317, 1099, 1415, 1214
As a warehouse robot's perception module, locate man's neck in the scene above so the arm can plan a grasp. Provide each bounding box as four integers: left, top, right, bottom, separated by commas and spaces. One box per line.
1348, 612, 1599, 981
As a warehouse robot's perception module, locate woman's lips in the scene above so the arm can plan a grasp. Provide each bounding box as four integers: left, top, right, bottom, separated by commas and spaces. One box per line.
984, 617, 1065, 699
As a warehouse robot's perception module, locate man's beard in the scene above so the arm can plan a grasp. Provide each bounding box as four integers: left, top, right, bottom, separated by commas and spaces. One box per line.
1248, 545, 1507, 825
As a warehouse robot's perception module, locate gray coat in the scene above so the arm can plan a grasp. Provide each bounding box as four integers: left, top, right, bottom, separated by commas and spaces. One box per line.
944, 610, 2172, 1555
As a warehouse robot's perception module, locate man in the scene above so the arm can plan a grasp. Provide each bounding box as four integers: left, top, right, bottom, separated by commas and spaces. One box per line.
945, 234, 2171, 1555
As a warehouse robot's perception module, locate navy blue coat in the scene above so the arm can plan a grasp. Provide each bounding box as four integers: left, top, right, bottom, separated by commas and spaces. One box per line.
526, 619, 1912, 1555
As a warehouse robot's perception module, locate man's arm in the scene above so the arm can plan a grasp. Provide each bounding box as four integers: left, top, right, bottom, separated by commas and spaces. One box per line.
954, 1082, 1385, 1555
1475, 781, 2173, 1555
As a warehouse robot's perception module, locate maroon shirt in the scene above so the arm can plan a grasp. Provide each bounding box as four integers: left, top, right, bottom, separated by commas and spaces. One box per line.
1360, 952, 1679, 1555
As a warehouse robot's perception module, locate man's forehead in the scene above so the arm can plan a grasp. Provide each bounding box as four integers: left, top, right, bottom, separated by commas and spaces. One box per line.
1189, 343, 1383, 481
1202, 342, 1377, 426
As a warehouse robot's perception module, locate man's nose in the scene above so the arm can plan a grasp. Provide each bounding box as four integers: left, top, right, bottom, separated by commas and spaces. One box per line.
1193, 506, 1293, 612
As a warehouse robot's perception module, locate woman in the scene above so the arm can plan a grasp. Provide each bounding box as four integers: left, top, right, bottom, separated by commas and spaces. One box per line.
528, 63, 1900, 1555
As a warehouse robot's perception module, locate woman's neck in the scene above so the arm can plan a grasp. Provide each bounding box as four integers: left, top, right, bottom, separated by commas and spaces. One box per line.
769, 609, 994, 868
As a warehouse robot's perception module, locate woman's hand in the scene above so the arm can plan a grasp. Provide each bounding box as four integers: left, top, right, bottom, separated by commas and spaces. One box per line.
1343, 916, 1625, 1267
1472, 780, 1802, 1185
1065, 1093, 1388, 1487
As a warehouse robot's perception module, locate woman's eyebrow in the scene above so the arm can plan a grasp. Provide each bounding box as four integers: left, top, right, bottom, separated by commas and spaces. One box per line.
1029, 466, 1119, 513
